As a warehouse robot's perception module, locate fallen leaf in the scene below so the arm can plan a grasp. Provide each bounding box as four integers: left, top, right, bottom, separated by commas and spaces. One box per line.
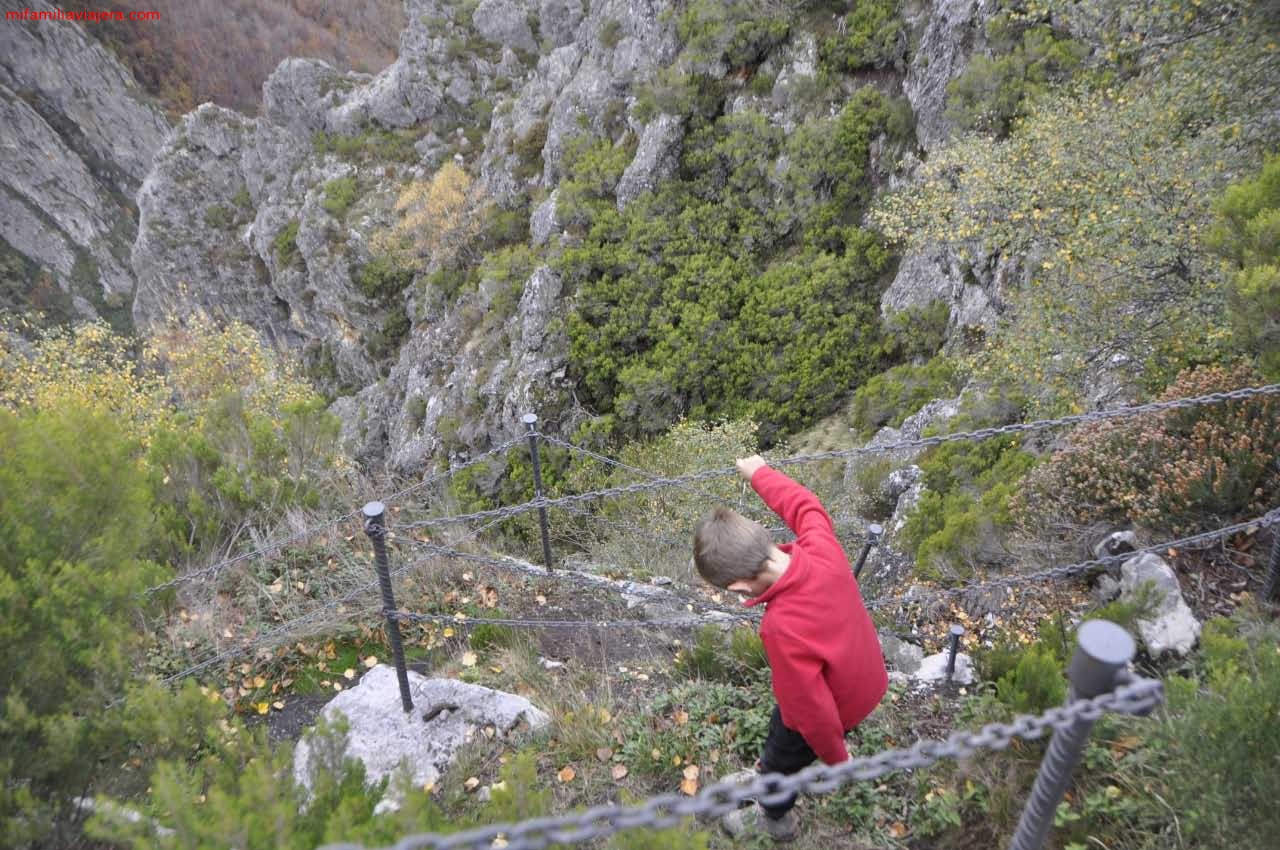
595, 747, 614, 762
598, 708, 612, 723
489, 665, 504, 674
673, 709, 689, 725
363, 655, 378, 668
343, 668, 356, 680
682, 765, 700, 781
272, 700, 285, 710
443, 626, 456, 638
255, 702, 269, 715
651, 748, 661, 760
492, 837, 509, 849
890, 822, 908, 838
557, 766, 576, 783
611, 764, 629, 781
680, 778, 698, 795
535, 594, 547, 606
464, 777, 481, 792
461, 652, 478, 667
483, 726, 496, 740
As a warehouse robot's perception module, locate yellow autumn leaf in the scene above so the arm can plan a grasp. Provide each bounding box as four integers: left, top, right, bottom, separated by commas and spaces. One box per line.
679, 778, 698, 795
682, 765, 700, 781
557, 766, 576, 783
461, 652, 478, 667
255, 702, 269, 715
443, 627, 455, 638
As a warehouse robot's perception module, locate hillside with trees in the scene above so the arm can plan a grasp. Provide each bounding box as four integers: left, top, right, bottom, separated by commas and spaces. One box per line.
62, 0, 404, 114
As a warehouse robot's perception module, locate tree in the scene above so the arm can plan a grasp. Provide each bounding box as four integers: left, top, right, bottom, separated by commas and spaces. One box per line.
873, 0, 1278, 407
0, 406, 165, 849
374, 163, 490, 276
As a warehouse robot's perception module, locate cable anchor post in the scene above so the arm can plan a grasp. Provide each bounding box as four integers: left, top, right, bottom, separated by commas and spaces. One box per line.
1009, 620, 1137, 850
523, 413, 555, 572
853, 522, 883, 580
363, 501, 413, 713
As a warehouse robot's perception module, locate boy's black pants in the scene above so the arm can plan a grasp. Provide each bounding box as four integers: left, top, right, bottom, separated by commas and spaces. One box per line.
757, 705, 818, 820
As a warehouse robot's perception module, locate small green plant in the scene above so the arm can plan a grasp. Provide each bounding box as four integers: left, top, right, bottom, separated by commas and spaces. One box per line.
848, 355, 962, 439
994, 642, 1067, 713
322, 176, 360, 218
600, 18, 623, 49
204, 204, 233, 228
818, 0, 906, 74
355, 255, 414, 301
274, 219, 301, 265
469, 622, 518, 652
513, 120, 548, 179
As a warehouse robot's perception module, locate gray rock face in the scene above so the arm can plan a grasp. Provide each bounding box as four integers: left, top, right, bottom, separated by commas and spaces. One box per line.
293, 665, 550, 799
474, 0, 539, 55
481, 0, 680, 204
903, 0, 994, 153
616, 113, 683, 209
880, 242, 1022, 346
0, 0, 169, 320
879, 633, 925, 674
1119, 553, 1202, 657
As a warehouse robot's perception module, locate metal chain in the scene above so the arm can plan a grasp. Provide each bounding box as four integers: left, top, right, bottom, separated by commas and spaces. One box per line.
394, 537, 752, 621
384, 436, 526, 505
538, 433, 764, 516
868, 509, 1280, 612
317, 678, 1163, 850
400, 384, 1280, 532
141, 437, 525, 596
387, 609, 731, 630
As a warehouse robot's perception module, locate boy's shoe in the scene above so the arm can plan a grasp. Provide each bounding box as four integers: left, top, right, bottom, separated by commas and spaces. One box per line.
721, 803, 799, 842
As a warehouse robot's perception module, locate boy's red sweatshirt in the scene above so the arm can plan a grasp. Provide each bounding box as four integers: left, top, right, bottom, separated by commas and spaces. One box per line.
743, 466, 888, 764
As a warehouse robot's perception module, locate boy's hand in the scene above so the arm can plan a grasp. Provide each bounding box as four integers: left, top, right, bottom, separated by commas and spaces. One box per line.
735, 455, 767, 482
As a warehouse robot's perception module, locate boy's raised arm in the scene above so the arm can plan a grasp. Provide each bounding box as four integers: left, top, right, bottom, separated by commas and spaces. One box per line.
736, 455, 834, 539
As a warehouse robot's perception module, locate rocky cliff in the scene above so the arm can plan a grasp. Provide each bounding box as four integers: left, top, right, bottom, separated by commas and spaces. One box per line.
0, 0, 170, 327
53, 0, 1000, 474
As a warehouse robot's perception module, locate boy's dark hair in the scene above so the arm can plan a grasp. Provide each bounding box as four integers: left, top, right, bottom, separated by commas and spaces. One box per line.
692, 506, 773, 588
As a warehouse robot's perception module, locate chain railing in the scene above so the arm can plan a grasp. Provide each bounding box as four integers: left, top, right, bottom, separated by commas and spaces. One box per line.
133, 384, 1280, 850
315, 631, 1162, 850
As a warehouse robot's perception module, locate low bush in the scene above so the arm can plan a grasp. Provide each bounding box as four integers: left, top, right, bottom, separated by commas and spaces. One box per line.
321, 176, 360, 218
848, 354, 962, 438
1015, 363, 1280, 536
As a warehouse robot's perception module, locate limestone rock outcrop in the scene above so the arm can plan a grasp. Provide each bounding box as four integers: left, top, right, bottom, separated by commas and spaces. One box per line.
0, 0, 169, 323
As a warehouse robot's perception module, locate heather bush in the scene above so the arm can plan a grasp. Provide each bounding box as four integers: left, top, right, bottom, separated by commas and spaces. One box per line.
1015, 364, 1280, 535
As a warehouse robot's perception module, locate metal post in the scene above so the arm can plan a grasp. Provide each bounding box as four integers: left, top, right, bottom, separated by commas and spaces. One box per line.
945, 624, 965, 681
1260, 525, 1280, 602
522, 413, 554, 570
853, 523, 883, 580
363, 501, 413, 713
1009, 620, 1136, 850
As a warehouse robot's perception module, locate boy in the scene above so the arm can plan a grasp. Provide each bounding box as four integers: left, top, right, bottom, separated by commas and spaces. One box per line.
692, 455, 887, 842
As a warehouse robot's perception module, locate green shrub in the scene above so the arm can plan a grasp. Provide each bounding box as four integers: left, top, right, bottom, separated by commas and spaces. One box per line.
946, 13, 1088, 136
469, 622, 518, 652
883, 299, 952, 361
355, 255, 414, 301
674, 625, 767, 685
848, 355, 963, 438
1159, 613, 1280, 848
365, 309, 410, 361
561, 91, 899, 445
0, 406, 166, 848
204, 204, 233, 229
818, 0, 905, 73
321, 176, 360, 218
600, 18, 623, 48
273, 219, 301, 265
994, 642, 1067, 713
1210, 153, 1280, 378
675, 0, 789, 69
513, 120, 548, 179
